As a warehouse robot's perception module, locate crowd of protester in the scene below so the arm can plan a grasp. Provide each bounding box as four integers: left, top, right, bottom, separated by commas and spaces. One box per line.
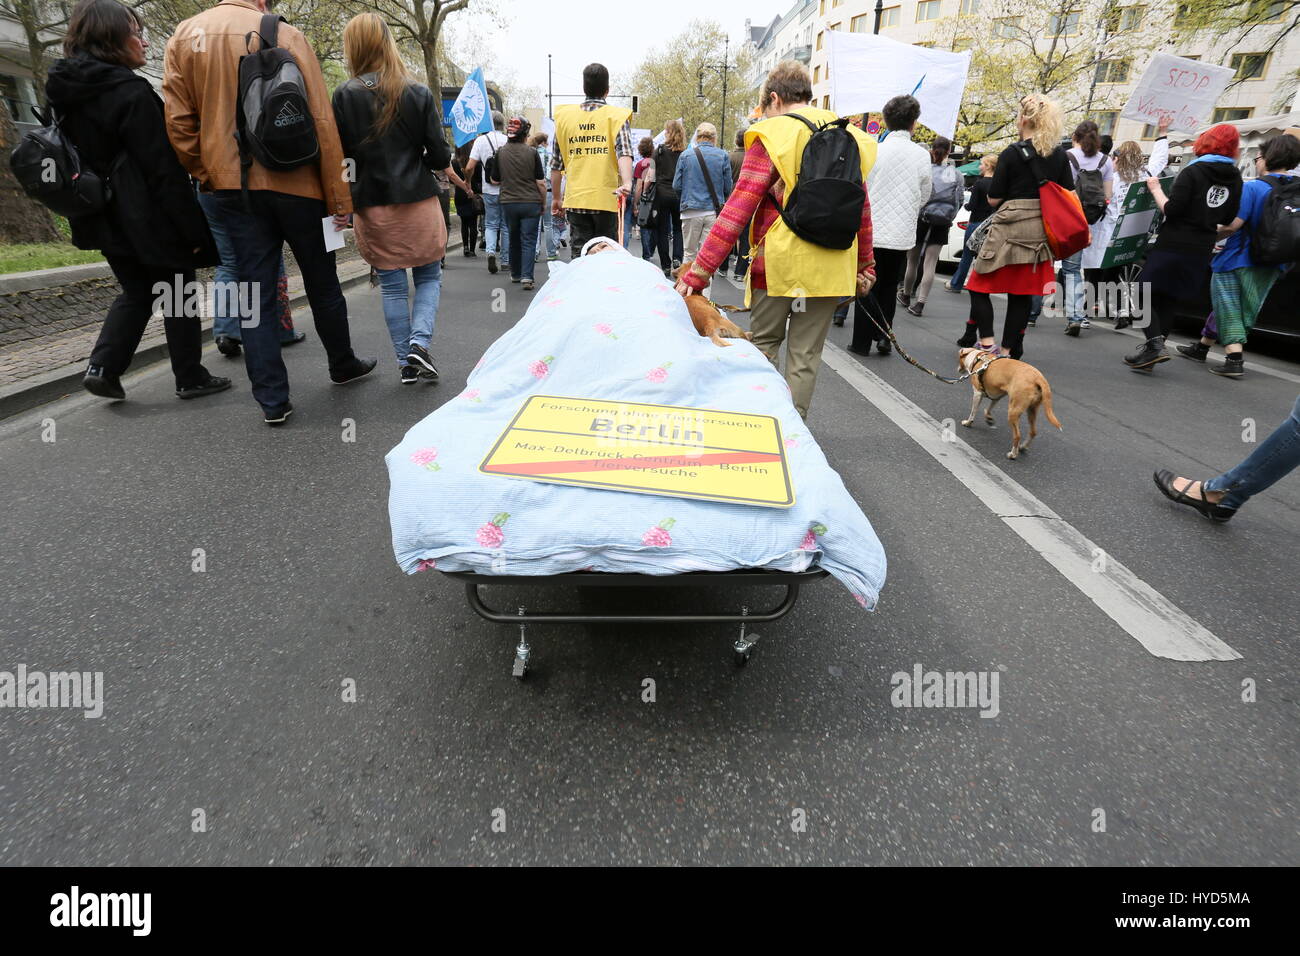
31, 0, 1297, 518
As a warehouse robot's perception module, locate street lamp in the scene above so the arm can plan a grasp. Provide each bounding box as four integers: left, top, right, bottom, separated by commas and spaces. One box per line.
696, 35, 735, 147
873, 0, 884, 34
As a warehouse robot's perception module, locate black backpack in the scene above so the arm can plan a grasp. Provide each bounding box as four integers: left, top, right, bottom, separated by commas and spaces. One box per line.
1250, 174, 1300, 265
8, 105, 111, 218
1068, 153, 1108, 224
235, 15, 318, 192
483, 136, 502, 186
921, 165, 962, 227
777, 112, 864, 250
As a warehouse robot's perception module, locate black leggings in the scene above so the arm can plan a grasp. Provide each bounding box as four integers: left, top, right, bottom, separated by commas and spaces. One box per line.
1144, 291, 1179, 342
460, 211, 479, 251
968, 291, 1031, 359
851, 247, 908, 351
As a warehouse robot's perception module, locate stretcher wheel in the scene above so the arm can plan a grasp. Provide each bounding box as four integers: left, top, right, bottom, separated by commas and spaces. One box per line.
734, 646, 753, 666
512, 655, 528, 679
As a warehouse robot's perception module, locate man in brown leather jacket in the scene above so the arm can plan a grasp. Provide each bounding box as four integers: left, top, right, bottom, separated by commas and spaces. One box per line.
163, 0, 374, 426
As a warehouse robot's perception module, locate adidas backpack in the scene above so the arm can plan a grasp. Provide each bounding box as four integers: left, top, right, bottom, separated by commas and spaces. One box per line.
1250, 174, 1300, 265
1068, 153, 1108, 224
235, 14, 319, 189
8, 105, 111, 218
777, 113, 865, 250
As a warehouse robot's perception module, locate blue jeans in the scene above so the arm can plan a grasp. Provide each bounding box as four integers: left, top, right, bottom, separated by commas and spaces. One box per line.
1062, 250, 1085, 322
483, 192, 507, 262
536, 191, 557, 258
502, 202, 541, 281
210, 190, 357, 411
198, 191, 295, 343
1205, 395, 1300, 511
622, 201, 636, 248
375, 261, 441, 367
950, 244, 975, 291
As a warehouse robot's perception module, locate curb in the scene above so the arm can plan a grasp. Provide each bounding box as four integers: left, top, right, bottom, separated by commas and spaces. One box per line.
0, 253, 390, 421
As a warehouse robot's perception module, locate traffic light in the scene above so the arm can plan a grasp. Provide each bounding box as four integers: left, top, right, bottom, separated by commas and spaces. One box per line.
632, 95, 639, 113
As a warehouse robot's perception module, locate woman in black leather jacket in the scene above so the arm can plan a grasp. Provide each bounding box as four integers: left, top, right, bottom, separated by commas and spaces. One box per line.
332, 13, 461, 384
45, 0, 228, 403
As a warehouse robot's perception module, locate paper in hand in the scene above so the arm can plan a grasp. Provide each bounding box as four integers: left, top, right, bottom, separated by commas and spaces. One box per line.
322, 216, 345, 252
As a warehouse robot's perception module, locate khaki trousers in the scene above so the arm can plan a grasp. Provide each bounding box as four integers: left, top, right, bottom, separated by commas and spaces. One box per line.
748, 289, 838, 419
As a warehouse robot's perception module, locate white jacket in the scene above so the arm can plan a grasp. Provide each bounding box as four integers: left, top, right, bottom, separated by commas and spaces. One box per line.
867, 130, 933, 250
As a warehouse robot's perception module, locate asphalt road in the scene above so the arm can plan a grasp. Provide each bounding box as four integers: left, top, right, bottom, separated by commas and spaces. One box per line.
1, 248, 1296, 865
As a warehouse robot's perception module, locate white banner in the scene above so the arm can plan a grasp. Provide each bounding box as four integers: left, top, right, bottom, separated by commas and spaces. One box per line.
828, 31, 970, 139
1121, 53, 1234, 134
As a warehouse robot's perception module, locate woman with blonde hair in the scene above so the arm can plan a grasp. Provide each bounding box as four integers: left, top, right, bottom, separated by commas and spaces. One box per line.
651, 118, 687, 275
333, 13, 464, 384
962, 94, 1075, 359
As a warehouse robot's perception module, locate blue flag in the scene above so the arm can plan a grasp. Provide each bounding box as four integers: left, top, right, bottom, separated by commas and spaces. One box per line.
448, 67, 493, 147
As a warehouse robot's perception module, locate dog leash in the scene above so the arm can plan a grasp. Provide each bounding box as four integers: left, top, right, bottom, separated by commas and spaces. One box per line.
855, 293, 989, 385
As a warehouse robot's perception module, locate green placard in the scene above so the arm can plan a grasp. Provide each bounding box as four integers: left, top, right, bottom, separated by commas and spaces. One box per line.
1100, 176, 1175, 269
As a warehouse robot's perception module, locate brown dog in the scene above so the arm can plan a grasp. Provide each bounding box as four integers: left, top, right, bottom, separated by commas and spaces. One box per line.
957, 348, 1062, 460
675, 260, 752, 348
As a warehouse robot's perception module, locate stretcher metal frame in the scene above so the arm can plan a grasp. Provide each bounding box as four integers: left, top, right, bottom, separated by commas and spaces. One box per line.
446, 568, 829, 678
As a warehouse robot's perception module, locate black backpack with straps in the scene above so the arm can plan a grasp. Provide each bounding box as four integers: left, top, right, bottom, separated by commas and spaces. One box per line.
235, 14, 319, 194
1068, 152, 1108, 224
1250, 174, 1300, 265
776, 112, 864, 250
8, 105, 112, 218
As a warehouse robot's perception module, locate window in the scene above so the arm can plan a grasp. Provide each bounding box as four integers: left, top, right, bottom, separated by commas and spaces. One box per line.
1093, 111, 1118, 136
1050, 9, 1081, 36
813, 65, 821, 84
1120, 5, 1146, 30
1094, 58, 1131, 83
994, 16, 1022, 37
819, 0, 826, 14
1140, 124, 1159, 139
1213, 107, 1254, 122
829, 22, 842, 32
917, 0, 942, 21
822, 95, 831, 109
952, 36, 972, 51
1231, 52, 1269, 80
1174, 3, 1192, 24
880, 5, 900, 27
1248, 0, 1284, 21
960, 0, 979, 13
816, 31, 823, 50
851, 13, 870, 31
915, 42, 935, 48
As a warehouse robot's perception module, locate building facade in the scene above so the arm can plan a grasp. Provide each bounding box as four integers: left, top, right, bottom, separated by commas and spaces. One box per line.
745, 0, 1300, 149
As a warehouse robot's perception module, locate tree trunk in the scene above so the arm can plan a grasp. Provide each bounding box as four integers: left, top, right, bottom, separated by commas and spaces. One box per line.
0, 105, 61, 244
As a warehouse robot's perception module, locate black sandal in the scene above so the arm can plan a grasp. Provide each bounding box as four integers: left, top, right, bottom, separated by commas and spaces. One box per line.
1153, 470, 1235, 522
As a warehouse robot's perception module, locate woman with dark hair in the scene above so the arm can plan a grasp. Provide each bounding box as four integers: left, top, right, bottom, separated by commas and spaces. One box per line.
1124, 123, 1242, 372
652, 119, 687, 277
45, 0, 228, 403
901, 135, 961, 317
1062, 119, 1115, 335
333, 12, 453, 384
452, 143, 482, 258
632, 135, 656, 260
496, 116, 547, 290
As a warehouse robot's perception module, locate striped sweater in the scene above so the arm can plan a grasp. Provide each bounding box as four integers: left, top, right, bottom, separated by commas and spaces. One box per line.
682, 136, 874, 293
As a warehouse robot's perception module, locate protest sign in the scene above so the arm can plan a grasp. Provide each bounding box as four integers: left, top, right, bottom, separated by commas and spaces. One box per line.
1099, 175, 1175, 269
828, 30, 970, 139
1121, 53, 1234, 134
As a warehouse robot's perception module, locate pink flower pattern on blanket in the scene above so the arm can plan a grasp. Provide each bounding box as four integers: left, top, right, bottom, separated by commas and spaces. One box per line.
641, 517, 676, 547
461, 388, 482, 403
530, 355, 555, 379
645, 360, 673, 383
593, 323, 619, 339
477, 512, 510, 548
784, 434, 800, 449
410, 447, 441, 471
415, 558, 437, 572
800, 522, 828, 551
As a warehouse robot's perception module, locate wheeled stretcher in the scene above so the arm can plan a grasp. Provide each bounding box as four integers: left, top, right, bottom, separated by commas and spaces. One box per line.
448, 567, 829, 677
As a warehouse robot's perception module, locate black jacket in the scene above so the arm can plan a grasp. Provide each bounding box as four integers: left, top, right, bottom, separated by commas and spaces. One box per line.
966, 177, 993, 223
1154, 158, 1243, 254
331, 77, 452, 210
44, 54, 216, 269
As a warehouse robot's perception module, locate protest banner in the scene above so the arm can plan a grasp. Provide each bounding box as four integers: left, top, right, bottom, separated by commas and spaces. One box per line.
1099, 175, 1175, 269
827, 30, 970, 139
1121, 53, 1234, 134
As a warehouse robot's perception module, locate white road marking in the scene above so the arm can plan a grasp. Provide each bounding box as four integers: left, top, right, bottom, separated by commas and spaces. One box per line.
821, 341, 1242, 662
